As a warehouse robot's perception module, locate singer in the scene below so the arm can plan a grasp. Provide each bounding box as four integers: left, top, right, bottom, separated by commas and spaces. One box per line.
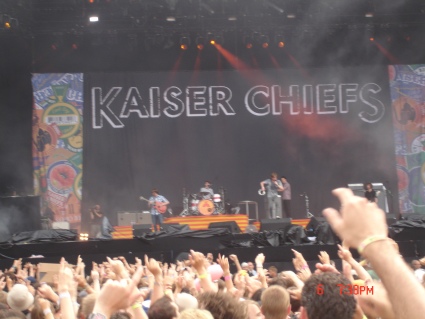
260, 172, 284, 219
364, 182, 378, 203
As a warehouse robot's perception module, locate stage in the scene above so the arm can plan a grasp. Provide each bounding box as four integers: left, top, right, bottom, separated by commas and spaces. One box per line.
112, 214, 310, 239
0, 218, 424, 272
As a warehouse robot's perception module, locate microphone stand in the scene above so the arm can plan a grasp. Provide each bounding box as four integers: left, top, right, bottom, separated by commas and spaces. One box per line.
300, 193, 314, 218
180, 188, 189, 217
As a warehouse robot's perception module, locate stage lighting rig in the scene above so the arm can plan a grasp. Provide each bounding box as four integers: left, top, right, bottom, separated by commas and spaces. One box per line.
260, 35, 269, 48
244, 36, 253, 49
180, 36, 190, 50
196, 36, 205, 50
275, 34, 285, 48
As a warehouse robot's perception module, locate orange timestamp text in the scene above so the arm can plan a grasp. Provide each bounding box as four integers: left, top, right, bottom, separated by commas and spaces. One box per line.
316, 284, 374, 295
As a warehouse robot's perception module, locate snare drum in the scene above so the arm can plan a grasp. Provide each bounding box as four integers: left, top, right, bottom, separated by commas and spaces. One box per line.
198, 199, 215, 216
190, 199, 199, 212
213, 194, 221, 203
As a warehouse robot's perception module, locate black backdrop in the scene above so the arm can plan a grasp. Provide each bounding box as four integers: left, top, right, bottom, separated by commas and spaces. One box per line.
82, 66, 398, 225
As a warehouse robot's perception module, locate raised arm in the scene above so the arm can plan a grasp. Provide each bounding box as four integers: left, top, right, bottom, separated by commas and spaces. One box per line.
324, 188, 425, 319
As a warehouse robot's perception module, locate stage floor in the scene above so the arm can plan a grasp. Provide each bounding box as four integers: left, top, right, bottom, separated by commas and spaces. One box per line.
112, 214, 310, 239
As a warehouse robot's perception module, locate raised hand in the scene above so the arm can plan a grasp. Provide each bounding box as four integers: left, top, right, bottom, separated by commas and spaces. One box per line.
216, 254, 230, 273
338, 244, 353, 261
322, 188, 388, 249
144, 255, 162, 277
292, 249, 308, 271
318, 251, 330, 265
255, 253, 265, 265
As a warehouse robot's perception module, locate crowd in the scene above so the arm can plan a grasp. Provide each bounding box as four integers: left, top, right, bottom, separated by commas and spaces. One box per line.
1, 188, 425, 319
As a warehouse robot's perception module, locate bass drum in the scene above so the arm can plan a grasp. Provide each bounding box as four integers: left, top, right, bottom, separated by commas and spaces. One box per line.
198, 199, 215, 216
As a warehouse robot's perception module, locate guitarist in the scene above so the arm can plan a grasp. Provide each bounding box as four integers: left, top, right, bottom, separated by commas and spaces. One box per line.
148, 188, 170, 232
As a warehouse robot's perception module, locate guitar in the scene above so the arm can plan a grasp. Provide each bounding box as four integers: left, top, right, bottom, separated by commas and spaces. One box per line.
139, 196, 168, 214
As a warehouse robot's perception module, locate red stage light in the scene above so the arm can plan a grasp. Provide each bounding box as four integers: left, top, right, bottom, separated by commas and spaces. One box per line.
278, 41, 285, 48
72, 44, 78, 50
246, 43, 253, 49
197, 44, 204, 50
180, 44, 188, 50
369, 37, 375, 42
262, 42, 269, 48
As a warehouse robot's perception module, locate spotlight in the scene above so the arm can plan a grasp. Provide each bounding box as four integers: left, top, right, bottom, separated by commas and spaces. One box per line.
196, 36, 205, 50
261, 35, 269, 48
89, 16, 99, 22
79, 233, 89, 241
275, 35, 285, 48
180, 36, 190, 50
206, 32, 216, 45
244, 36, 253, 49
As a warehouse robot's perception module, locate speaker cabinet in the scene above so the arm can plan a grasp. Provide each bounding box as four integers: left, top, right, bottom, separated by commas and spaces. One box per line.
260, 218, 292, 232
132, 224, 152, 237
118, 212, 137, 226
137, 212, 152, 225
208, 221, 241, 234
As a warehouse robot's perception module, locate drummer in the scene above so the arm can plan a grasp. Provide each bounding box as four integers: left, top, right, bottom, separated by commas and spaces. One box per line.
200, 181, 214, 200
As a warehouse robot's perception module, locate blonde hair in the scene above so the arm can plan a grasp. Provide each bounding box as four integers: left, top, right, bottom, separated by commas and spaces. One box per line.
178, 309, 214, 319
261, 286, 290, 319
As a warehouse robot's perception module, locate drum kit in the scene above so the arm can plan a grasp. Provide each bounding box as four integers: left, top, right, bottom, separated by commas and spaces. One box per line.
180, 188, 225, 216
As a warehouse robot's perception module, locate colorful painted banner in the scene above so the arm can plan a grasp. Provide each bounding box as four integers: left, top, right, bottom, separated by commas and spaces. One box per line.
32, 74, 83, 230
389, 65, 425, 214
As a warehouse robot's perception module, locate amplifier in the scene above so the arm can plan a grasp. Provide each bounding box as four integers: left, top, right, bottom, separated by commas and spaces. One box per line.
117, 212, 152, 226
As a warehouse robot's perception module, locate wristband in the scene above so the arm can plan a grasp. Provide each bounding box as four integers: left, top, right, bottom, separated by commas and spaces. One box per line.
358, 235, 388, 254
224, 275, 231, 281
59, 292, 71, 299
198, 273, 207, 279
256, 264, 263, 268
301, 265, 309, 269
132, 303, 142, 309
43, 309, 52, 316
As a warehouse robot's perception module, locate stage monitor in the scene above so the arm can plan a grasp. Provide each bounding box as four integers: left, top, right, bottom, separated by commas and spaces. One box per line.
347, 183, 389, 213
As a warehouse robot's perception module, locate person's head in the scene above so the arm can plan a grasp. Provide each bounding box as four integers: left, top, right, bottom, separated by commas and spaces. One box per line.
270, 173, 278, 181
280, 176, 287, 183
0, 309, 26, 319
206, 253, 213, 264
148, 296, 179, 319
260, 286, 290, 319
412, 260, 422, 270
178, 309, 213, 319
363, 183, 372, 191
30, 298, 55, 319
93, 204, 100, 211
7, 284, 34, 312
243, 300, 264, 319
268, 266, 278, 278
300, 273, 357, 319
204, 181, 211, 188
247, 262, 255, 271
198, 291, 246, 319
251, 288, 265, 303
151, 189, 159, 196
241, 262, 249, 271
110, 312, 132, 319
174, 293, 198, 312
80, 293, 97, 319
